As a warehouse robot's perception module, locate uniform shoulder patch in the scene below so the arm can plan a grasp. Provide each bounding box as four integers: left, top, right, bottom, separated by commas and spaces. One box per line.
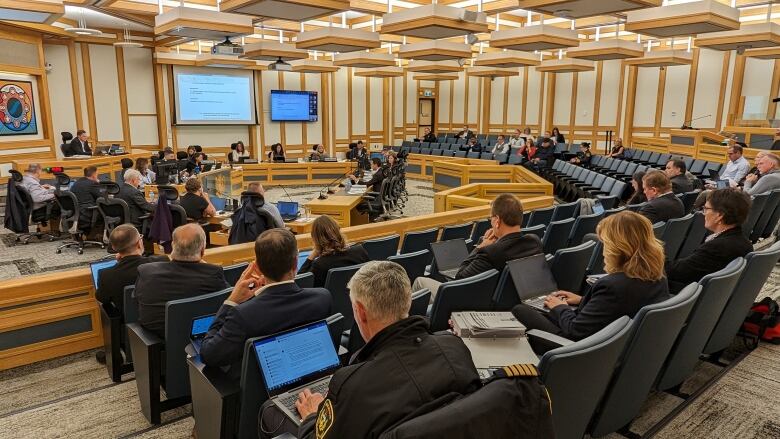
500, 363, 539, 378
316, 398, 335, 439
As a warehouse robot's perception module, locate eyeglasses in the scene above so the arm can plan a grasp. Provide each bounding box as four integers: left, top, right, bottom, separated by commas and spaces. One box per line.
702, 206, 714, 212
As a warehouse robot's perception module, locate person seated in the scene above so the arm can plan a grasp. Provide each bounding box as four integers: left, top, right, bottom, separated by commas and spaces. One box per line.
180, 178, 216, 221
63, 129, 93, 157
347, 141, 368, 163
245, 182, 285, 228
117, 169, 155, 230
135, 158, 156, 189
161, 147, 175, 161
491, 135, 510, 155
421, 127, 437, 143
744, 153, 780, 195
385, 150, 401, 176
718, 144, 750, 187
200, 228, 332, 370
266, 143, 286, 162
551, 127, 565, 144
119, 158, 134, 181
524, 138, 553, 170
516, 138, 536, 161
70, 165, 104, 238
136, 223, 229, 338
536, 131, 552, 147
638, 170, 685, 224
455, 125, 475, 140
609, 138, 625, 158
229, 141, 250, 163
509, 128, 525, 147
260, 261, 481, 439
570, 142, 592, 166
412, 194, 543, 298
298, 215, 370, 287
627, 171, 648, 205
512, 211, 669, 348
349, 158, 385, 192
464, 137, 482, 153
185, 145, 197, 161
665, 159, 693, 194
309, 144, 328, 161
20, 163, 58, 222
186, 152, 205, 174
666, 189, 753, 294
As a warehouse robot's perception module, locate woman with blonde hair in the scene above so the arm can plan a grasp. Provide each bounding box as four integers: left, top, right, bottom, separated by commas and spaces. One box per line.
298, 215, 370, 287
512, 211, 669, 346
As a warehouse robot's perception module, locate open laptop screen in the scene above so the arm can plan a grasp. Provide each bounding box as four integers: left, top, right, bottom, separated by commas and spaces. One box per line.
90, 259, 118, 291
430, 239, 470, 271
297, 251, 311, 270
506, 254, 558, 300
210, 196, 227, 211
277, 201, 298, 218
254, 320, 340, 396
191, 314, 216, 338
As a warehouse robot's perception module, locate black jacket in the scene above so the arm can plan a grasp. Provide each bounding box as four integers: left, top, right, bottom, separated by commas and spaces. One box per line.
200, 281, 332, 368
4, 180, 28, 233
70, 177, 102, 226
228, 195, 272, 245
456, 130, 475, 140
96, 255, 168, 316
63, 138, 92, 157
298, 244, 370, 288
363, 169, 386, 193
456, 232, 543, 280
116, 183, 155, 228
638, 192, 685, 225
549, 272, 670, 340
665, 227, 752, 294
422, 132, 437, 143
136, 260, 229, 338
670, 174, 693, 194
534, 145, 554, 162
299, 316, 481, 439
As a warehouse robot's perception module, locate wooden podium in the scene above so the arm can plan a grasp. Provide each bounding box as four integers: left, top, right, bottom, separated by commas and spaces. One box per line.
669, 129, 726, 162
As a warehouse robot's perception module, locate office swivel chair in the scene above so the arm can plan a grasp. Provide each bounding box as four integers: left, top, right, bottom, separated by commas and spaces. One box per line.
60, 132, 73, 156
7, 170, 57, 244
54, 174, 105, 254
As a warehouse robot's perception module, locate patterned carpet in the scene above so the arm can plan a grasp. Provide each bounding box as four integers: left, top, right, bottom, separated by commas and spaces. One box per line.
1, 181, 779, 438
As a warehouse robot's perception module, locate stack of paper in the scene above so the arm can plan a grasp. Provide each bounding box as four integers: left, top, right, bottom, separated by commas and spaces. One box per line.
451, 311, 526, 338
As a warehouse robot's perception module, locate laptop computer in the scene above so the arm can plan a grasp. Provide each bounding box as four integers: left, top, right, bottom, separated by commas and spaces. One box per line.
89, 258, 118, 291
708, 168, 721, 180
592, 199, 605, 215
253, 320, 341, 425
277, 201, 299, 222
297, 250, 311, 270
210, 196, 227, 212
430, 239, 470, 280
190, 314, 216, 354
506, 254, 559, 313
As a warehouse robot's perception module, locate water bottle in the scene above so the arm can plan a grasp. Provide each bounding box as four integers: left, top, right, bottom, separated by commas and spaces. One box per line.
149, 191, 155, 202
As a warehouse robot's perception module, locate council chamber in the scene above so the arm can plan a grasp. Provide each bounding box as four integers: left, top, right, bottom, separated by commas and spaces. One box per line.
1, 0, 780, 438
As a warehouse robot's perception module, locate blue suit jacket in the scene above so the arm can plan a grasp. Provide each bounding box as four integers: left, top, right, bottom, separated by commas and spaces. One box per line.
199, 282, 332, 368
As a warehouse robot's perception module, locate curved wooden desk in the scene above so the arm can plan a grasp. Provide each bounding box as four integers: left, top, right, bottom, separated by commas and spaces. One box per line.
13, 153, 148, 183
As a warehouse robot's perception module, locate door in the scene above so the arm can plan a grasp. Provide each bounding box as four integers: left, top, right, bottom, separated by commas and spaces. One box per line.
418, 98, 435, 138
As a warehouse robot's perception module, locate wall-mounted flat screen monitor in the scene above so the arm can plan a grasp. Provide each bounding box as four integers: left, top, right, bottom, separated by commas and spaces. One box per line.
172, 66, 257, 125
270, 90, 318, 122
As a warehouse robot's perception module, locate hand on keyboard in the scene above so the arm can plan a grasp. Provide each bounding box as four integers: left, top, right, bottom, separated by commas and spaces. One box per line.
295, 388, 326, 420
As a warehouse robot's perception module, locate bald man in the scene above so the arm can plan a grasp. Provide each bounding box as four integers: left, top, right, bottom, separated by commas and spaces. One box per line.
136, 223, 229, 337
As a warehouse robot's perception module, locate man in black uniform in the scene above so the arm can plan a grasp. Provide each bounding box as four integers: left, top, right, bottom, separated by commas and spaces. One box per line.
259, 260, 482, 439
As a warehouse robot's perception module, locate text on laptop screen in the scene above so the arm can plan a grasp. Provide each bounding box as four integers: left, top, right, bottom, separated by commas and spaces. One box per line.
297, 251, 311, 271
277, 201, 298, 217
90, 259, 118, 290
254, 321, 339, 393
191, 315, 216, 337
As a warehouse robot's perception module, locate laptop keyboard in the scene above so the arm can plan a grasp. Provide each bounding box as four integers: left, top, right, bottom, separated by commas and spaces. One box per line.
278, 379, 331, 416
524, 296, 550, 313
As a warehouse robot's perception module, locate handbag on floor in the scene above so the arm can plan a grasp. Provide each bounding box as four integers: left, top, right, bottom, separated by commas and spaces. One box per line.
742, 297, 780, 346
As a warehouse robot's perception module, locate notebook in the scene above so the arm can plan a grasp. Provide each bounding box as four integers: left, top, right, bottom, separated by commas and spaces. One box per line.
430, 239, 470, 280
253, 320, 340, 425
90, 258, 118, 291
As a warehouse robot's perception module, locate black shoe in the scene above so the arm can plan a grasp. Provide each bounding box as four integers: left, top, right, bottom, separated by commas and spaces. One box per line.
95, 350, 106, 364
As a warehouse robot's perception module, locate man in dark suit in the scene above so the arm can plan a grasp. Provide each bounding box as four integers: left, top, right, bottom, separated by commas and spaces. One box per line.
70, 165, 103, 237
466, 137, 482, 154
200, 228, 331, 370
412, 193, 543, 298
63, 129, 93, 157
349, 158, 385, 192
117, 169, 155, 229
638, 170, 685, 224
421, 127, 437, 143
136, 223, 229, 338
455, 125, 475, 140
665, 159, 693, 194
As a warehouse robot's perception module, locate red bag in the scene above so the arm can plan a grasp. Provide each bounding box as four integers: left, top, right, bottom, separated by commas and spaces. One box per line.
742, 297, 780, 345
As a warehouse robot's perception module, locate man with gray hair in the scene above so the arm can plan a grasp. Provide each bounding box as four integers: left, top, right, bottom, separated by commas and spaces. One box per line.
117, 168, 155, 229
287, 260, 481, 439
744, 152, 780, 195
136, 223, 228, 338
21, 163, 60, 223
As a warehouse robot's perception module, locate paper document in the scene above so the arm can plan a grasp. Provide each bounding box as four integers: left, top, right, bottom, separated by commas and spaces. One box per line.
451, 311, 526, 338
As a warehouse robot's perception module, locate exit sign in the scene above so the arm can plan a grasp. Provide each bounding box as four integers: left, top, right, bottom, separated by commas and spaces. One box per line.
423, 90, 433, 97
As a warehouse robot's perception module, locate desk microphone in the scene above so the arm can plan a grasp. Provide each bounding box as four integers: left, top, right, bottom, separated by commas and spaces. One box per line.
317, 164, 359, 200
278, 184, 295, 203
680, 114, 711, 130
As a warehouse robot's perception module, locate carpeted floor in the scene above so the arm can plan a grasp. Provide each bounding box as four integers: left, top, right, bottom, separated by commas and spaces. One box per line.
1, 181, 779, 438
